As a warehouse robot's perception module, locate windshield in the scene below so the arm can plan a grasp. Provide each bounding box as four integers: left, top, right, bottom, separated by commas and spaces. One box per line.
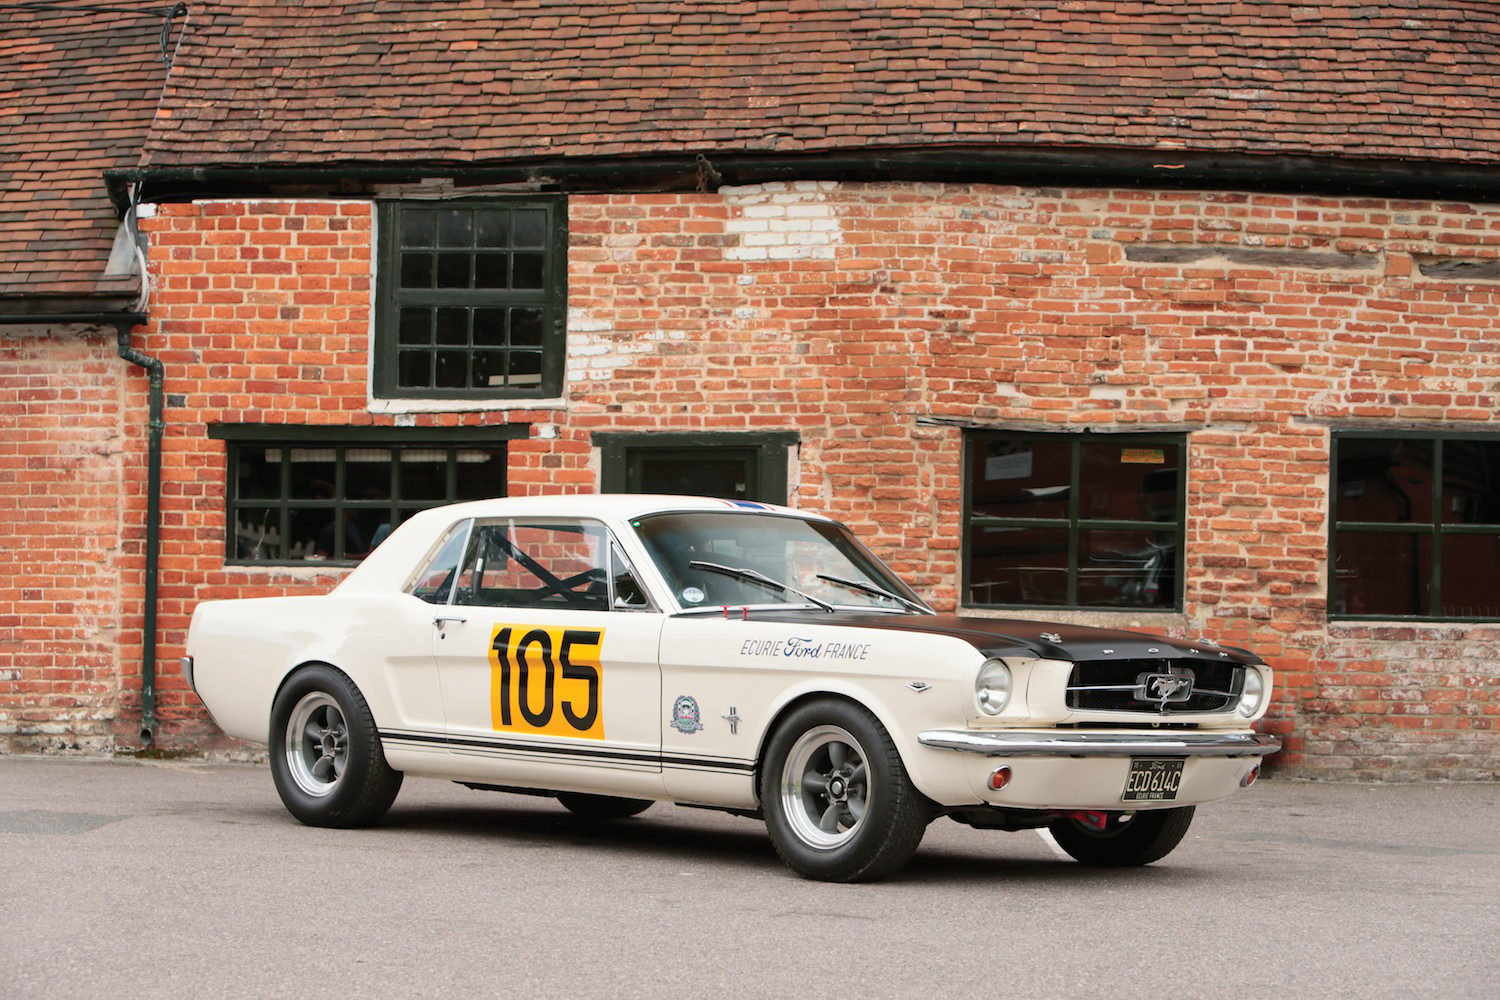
632, 511, 928, 613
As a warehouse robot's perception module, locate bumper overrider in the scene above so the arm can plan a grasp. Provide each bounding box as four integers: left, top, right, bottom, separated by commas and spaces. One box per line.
918, 730, 1282, 757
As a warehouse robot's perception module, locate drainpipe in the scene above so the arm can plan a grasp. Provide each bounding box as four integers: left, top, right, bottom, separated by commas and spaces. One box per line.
0, 311, 157, 744
113, 317, 163, 746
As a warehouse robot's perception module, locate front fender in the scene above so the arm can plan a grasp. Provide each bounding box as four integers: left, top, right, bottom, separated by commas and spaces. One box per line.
753, 675, 981, 808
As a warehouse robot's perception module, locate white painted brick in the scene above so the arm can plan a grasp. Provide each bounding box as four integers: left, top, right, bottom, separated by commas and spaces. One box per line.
720, 183, 769, 200
766, 244, 836, 261
567, 310, 614, 333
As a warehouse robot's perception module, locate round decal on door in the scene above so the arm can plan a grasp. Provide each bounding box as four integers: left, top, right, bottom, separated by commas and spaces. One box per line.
670, 695, 704, 734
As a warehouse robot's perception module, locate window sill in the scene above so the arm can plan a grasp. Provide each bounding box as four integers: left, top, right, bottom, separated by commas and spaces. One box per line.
1328, 616, 1500, 627
222, 562, 358, 576
368, 396, 568, 414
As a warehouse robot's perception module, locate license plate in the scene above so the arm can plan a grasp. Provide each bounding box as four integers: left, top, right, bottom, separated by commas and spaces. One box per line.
1123, 757, 1185, 801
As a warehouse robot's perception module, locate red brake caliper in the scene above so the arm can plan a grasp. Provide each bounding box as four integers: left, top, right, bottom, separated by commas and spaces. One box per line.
1046, 810, 1111, 831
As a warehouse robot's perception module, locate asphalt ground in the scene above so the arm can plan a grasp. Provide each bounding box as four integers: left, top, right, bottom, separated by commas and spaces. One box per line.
1, 757, 1495, 1000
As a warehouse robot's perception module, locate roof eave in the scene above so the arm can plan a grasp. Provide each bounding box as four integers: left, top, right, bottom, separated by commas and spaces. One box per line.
111, 144, 1500, 204
0, 291, 143, 323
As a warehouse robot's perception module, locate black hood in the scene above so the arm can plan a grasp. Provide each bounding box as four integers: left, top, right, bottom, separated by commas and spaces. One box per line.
736, 610, 1264, 666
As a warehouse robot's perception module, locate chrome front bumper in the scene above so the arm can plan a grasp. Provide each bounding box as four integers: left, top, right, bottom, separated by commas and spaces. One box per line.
918, 729, 1281, 758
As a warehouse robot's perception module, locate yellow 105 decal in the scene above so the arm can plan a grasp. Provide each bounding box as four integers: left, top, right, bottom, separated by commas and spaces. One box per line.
488, 625, 605, 740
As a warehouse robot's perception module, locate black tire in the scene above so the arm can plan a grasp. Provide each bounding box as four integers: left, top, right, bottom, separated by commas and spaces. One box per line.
268, 664, 403, 828
556, 792, 654, 820
1047, 806, 1195, 866
760, 699, 929, 882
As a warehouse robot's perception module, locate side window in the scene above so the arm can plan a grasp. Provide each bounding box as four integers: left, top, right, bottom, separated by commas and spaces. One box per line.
453, 519, 610, 611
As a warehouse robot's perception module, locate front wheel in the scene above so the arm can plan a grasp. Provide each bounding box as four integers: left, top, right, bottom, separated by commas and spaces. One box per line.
761, 699, 929, 882
1047, 806, 1195, 866
268, 664, 403, 828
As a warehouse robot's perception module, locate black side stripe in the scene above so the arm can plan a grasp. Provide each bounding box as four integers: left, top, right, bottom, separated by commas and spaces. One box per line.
379, 729, 757, 773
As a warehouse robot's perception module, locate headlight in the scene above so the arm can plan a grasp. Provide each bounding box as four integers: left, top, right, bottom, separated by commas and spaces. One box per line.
1237, 668, 1266, 718
975, 658, 1013, 716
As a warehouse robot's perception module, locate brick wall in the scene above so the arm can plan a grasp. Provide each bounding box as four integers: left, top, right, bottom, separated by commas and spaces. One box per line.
0, 331, 125, 751
565, 184, 1499, 779
9, 181, 1496, 777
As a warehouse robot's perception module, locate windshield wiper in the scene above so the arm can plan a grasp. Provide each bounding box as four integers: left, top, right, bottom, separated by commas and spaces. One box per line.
815, 573, 934, 615
688, 560, 836, 613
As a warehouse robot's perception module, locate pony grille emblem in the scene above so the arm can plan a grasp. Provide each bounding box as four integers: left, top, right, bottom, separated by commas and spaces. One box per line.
1135, 669, 1196, 711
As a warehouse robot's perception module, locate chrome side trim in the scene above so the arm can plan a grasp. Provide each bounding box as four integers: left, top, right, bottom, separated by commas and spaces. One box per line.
917, 729, 1282, 758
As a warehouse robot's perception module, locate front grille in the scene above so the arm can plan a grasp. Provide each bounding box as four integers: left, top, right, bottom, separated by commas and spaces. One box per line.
1066, 659, 1241, 714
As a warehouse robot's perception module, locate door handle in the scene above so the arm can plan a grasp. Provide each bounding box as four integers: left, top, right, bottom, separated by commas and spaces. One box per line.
433, 613, 468, 626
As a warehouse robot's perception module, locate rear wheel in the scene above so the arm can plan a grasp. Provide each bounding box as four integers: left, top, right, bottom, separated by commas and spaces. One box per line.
556, 792, 653, 820
761, 699, 929, 882
1048, 806, 1195, 866
269, 664, 403, 828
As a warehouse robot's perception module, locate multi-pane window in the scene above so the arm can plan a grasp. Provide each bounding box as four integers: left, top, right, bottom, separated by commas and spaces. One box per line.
593, 430, 800, 505
215, 427, 517, 565
963, 432, 1185, 610
375, 199, 566, 399
1331, 433, 1500, 620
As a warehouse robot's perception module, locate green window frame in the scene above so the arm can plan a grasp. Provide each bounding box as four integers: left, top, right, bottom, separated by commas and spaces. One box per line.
962, 431, 1187, 611
211, 424, 524, 566
1331, 431, 1500, 621
593, 431, 797, 505
374, 198, 568, 400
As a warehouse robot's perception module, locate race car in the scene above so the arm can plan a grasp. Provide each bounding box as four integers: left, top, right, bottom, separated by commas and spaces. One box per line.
184, 494, 1279, 881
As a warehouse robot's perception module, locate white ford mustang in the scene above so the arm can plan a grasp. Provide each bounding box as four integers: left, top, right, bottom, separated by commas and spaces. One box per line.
184, 494, 1279, 881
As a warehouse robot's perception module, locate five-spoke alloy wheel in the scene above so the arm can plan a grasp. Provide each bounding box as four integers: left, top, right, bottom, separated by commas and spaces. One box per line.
269, 664, 403, 828
779, 724, 872, 849
762, 699, 929, 882
283, 691, 349, 798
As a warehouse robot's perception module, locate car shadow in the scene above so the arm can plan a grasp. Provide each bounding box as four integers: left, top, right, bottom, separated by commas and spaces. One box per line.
358, 796, 1218, 885
892, 843, 1215, 887
374, 797, 782, 871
